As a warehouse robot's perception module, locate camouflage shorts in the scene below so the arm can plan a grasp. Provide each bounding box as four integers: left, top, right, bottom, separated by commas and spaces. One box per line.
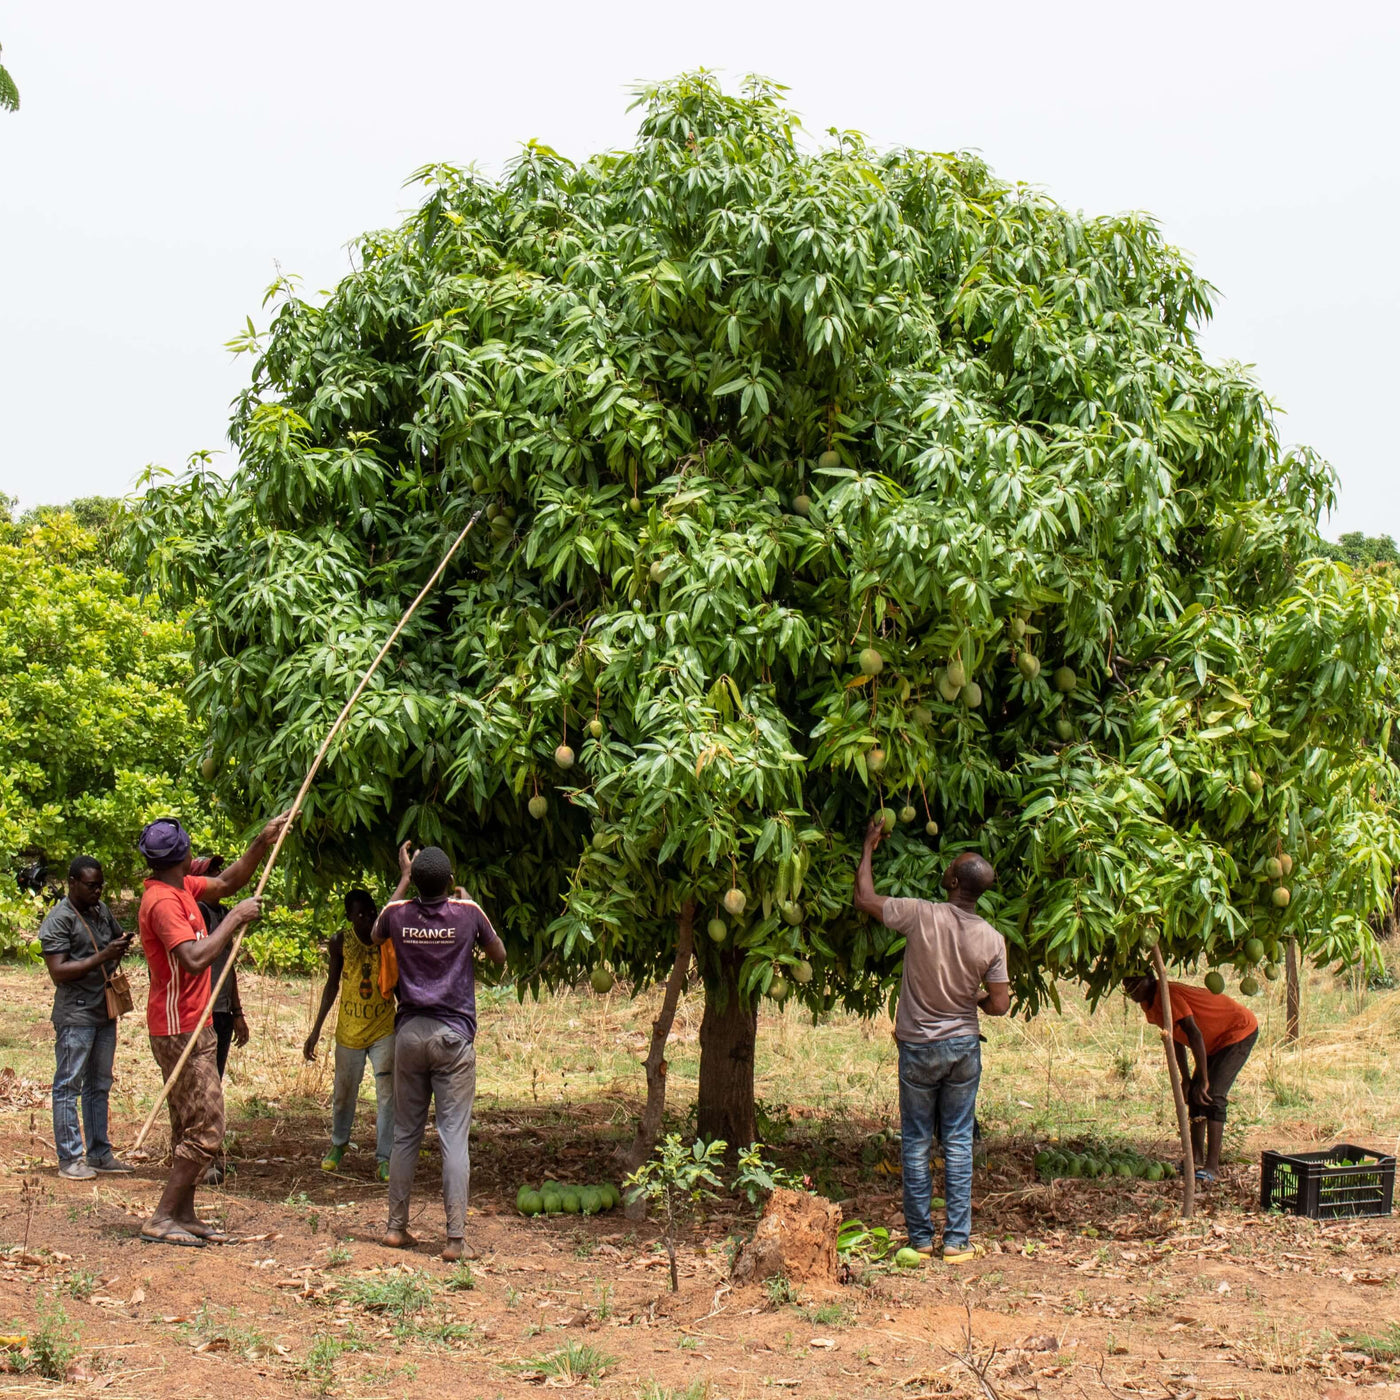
149, 1025, 225, 1166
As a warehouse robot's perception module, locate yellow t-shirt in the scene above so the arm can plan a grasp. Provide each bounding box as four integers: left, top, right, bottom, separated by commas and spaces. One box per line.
335, 932, 395, 1050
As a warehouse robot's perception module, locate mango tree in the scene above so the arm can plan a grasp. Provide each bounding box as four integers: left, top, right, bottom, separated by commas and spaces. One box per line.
130, 73, 1400, 1147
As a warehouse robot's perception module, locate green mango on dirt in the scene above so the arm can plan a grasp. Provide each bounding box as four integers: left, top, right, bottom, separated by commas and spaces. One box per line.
894, 1247, 923, 1268
520, 1190, 544, 1216
542, 1190, 563, 1215
1146, 1163, 1165, 1181
562, 1188, 582, 1214
600, 1183, 620, 1209
580, 1187, 604, 1215
1114, 1162, 1133, 1178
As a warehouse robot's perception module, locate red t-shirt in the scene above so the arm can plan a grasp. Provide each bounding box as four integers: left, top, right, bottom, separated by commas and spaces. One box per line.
1142, 981, 1258, 1056
139, 875, 211, 1036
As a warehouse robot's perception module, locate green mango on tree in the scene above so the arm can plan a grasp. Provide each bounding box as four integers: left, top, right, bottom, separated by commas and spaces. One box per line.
127, 72, 1400, 1148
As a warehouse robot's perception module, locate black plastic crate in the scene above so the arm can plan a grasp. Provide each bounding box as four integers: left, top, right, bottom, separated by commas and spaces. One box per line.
1260, 1144, 1396, 1219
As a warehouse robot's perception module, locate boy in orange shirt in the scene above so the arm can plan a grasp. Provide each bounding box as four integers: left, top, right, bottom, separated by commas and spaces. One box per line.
1125, 973, 1258, 1183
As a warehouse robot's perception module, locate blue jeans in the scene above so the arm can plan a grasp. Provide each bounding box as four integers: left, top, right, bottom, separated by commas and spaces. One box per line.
52, 1022, 117, 1166
331, 1033, 396, 1162
899, 1035, 982, 1250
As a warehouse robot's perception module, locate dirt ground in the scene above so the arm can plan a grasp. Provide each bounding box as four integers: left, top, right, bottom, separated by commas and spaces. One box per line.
1, 961, 1397, 1400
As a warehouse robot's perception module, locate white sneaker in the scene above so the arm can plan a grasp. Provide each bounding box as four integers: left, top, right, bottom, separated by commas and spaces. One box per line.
59, 1160, 97, 1180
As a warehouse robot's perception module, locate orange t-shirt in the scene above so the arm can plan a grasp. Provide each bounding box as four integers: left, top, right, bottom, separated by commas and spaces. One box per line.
139, 875, 211, 1036
1142, 981, 1257, 1056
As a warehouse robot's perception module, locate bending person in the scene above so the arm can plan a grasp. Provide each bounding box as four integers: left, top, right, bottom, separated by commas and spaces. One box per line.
854, 818, 1010, 1264
1124, 972, 1258, 1184
372, 846, 505, 1262
136, 812, 287, 1247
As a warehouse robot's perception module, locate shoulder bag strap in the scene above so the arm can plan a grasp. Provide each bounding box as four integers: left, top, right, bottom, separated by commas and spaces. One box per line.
72, 907, 117, 988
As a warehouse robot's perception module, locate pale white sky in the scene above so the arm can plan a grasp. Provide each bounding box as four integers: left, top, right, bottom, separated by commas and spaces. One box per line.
2, 0, 1396, 540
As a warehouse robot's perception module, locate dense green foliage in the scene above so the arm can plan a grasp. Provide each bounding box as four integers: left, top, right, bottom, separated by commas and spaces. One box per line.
1318, 532, 1399, 570
0, 503, 215, 949
131, 74, 1400, 1029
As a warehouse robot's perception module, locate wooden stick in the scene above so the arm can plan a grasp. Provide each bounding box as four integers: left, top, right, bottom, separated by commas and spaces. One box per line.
619, 899, 695, 1186
1284, 937, 1300, 1043
133, 509, 483, 1150
1150, 945, 1195, 1219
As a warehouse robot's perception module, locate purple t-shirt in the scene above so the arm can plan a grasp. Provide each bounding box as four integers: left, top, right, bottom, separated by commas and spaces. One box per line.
375, 895, 502, 1041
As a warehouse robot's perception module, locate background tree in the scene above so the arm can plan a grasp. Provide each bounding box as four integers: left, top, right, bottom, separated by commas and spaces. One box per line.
130, 73, 1400, 1144
0, 502, 213, 949
1317, 532, 1399, 570
0, 43, 18, 114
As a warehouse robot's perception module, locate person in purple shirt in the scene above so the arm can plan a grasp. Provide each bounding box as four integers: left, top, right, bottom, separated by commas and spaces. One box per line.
371, 845, 506, 1261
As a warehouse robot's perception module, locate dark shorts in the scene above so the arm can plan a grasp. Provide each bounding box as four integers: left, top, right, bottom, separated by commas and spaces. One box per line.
211, 1011, 235, 1079
1200, 1029, 1258, 1123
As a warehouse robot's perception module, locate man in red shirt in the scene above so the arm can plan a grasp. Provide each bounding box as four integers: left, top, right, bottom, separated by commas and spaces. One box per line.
136, 812, 287, 1246
1125, 973, 1259, 1183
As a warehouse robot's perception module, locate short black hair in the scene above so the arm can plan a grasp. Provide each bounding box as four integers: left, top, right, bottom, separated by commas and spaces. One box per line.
344, 888, 376, 917
944, 850, 997, 898
69, 855, 103, 881
410, 846, 453, 899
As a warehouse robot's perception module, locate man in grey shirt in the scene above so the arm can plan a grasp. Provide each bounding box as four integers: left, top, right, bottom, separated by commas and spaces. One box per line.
854, 818, 1009, 1262
39, 855, 136, 1179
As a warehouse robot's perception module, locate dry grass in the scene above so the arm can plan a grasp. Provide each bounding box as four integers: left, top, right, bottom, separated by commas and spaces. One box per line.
1, 950, 1396, 1167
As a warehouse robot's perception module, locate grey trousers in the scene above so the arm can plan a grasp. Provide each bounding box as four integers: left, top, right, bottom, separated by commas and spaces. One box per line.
387, 1016, 476, 1238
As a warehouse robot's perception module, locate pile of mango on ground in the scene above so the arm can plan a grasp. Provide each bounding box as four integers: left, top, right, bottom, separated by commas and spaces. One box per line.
516, 1181, 623, 1216
1036, 1146, 1178, 1182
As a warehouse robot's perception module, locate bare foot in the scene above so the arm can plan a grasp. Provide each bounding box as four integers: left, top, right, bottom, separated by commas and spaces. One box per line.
383, 1228, 418, 1250
177, 1215, 230, 1243
441, 1238, 478, 1262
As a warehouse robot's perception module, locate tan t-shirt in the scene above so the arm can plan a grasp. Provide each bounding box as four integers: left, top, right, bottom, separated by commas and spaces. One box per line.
883, 898, 1008, 1044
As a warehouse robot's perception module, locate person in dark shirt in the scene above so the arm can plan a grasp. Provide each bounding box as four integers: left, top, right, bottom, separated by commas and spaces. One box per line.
372, 845, 505, 1261
39, 856, 135, 1179
190, 856, 249, 1079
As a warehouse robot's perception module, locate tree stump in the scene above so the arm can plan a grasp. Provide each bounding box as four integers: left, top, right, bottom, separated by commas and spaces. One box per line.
732, 1188, 841, 1285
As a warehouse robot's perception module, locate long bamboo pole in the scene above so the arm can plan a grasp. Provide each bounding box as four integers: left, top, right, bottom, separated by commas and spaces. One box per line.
1149, 945, 1195, 1219
133, 509, 483, 1150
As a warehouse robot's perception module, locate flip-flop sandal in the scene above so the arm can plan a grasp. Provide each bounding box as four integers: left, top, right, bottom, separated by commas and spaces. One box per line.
1194, 1169, 1218, 1184
188, 1227, 232, 1244
141, 1224, 206, 1248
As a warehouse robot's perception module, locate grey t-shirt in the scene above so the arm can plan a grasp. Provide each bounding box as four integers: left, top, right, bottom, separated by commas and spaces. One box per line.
883, 898, 1008, 1044
38, 898, 125, 1028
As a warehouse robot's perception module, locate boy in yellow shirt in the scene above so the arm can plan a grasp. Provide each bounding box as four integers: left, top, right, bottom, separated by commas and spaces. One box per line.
304, 886, 401, 1180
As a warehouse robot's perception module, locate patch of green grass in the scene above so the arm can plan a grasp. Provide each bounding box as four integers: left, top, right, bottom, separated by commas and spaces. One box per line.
801, 1300, 850, 1326
444, 1261, 475, 1291
25, 1293, 79, 1380
181, 1304, 269, 1358
340, 1272, 434, 1320
764, 1274, 799, 1307
1341, 1324, 1400, 1360
507, 1340, 616, 1384
303, 1335, 343, 1393
325, 1242, 353, 1266
641, 1381, 711, 1400
59, 1268, 99, 1301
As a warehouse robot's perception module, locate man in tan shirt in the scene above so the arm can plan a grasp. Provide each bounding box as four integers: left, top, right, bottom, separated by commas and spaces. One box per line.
855, 817, 1009, 1262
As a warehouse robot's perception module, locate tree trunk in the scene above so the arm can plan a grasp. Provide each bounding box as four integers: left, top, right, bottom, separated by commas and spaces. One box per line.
618, 901, 695, 1179
697, 943, 757, 1149
1284, 937, 1300, 1044
1150, 946, 1195, 1220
